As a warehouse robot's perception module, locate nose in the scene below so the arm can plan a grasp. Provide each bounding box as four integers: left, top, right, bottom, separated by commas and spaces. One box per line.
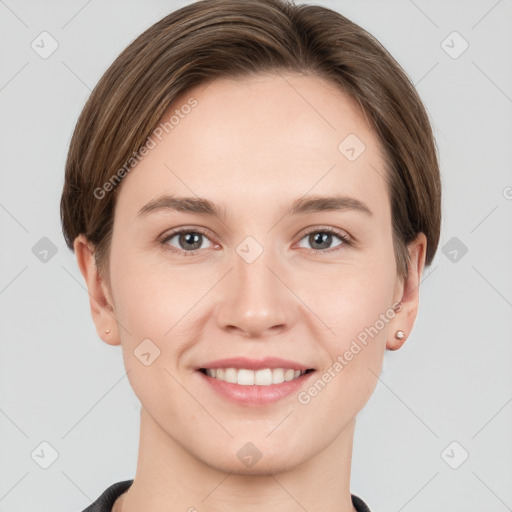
215, 246, 299, 338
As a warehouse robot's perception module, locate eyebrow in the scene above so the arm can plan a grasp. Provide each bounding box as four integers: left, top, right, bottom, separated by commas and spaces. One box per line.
137, 194, 372, 220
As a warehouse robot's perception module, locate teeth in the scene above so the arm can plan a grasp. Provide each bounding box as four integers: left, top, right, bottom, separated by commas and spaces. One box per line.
238, 369, 255, 385
284, 369, 294, 381
272, 368, 284, 384
204, 367, 308, 385
254, 369, 272, 385
224, 367, 237, 383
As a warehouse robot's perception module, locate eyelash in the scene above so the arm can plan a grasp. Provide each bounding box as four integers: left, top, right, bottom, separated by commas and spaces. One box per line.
158, 226, 352, 257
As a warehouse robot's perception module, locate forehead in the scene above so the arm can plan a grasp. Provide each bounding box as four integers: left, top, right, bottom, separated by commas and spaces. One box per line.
114, 73, 389, 221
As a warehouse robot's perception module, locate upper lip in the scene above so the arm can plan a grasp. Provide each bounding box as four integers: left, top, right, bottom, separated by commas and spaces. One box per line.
197, 357, 314, 371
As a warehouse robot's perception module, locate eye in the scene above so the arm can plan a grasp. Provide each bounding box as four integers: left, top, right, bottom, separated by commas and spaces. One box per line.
296, 227, 351, 255
159, 228, 216, 256
159, 226, 352, 257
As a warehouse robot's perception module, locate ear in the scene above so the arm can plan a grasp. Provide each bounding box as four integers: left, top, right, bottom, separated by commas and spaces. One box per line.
73, 234, 120, 346
386, 232, 427, 351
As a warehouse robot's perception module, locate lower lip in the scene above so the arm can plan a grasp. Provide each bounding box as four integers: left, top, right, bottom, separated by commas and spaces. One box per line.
197, 370, 316, 406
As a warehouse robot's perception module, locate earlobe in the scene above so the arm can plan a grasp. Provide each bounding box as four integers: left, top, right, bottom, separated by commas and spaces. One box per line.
73, 234, 120, 346
387, 327, 408, 350
386, 233, 427, 351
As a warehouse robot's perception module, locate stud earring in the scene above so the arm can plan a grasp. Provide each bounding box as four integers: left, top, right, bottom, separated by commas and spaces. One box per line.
395, 330, 405, 340
105, 328, 111, 334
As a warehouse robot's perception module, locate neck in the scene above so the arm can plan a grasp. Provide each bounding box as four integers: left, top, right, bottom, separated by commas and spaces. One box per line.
117, 408, 358, 512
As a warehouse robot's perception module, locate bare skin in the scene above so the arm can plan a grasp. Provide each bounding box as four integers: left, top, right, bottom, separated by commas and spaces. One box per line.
75, 73, 426, 512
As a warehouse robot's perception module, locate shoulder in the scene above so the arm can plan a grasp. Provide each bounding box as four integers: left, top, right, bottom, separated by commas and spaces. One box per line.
80, 480, 133, 512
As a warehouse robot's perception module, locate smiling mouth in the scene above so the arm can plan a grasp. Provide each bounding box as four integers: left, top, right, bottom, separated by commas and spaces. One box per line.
198, 367, 315, 386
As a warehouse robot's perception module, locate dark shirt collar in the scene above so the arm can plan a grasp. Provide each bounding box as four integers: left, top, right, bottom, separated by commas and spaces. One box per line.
81, 480, 372, 512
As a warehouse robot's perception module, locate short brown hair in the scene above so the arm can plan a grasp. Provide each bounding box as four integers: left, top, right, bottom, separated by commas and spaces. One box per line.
60, 0, 441, 282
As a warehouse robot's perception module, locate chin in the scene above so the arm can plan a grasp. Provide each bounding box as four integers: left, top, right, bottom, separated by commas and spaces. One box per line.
198, 439, 306, 476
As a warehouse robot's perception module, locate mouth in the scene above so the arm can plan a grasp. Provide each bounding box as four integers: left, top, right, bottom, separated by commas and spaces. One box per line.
198, 367, 315, 386
194, 357, 316, 405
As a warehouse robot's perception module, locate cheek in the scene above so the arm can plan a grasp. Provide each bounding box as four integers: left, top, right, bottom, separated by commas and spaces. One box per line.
110, 249, 200, 337
295, 266, 395, 418
306, 251, 397, 342
303, 245, 397, 398
110, 258, 195, 415
109, 253, 220, 390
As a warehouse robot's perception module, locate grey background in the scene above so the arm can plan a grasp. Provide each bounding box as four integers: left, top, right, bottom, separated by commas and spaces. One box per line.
0, 1, 511, 511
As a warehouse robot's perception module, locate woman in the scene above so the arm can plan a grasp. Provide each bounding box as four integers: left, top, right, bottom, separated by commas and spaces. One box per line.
60, 0, 441, 510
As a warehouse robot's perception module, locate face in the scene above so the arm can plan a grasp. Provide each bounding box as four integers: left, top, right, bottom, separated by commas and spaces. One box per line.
77, 73, 425, 475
